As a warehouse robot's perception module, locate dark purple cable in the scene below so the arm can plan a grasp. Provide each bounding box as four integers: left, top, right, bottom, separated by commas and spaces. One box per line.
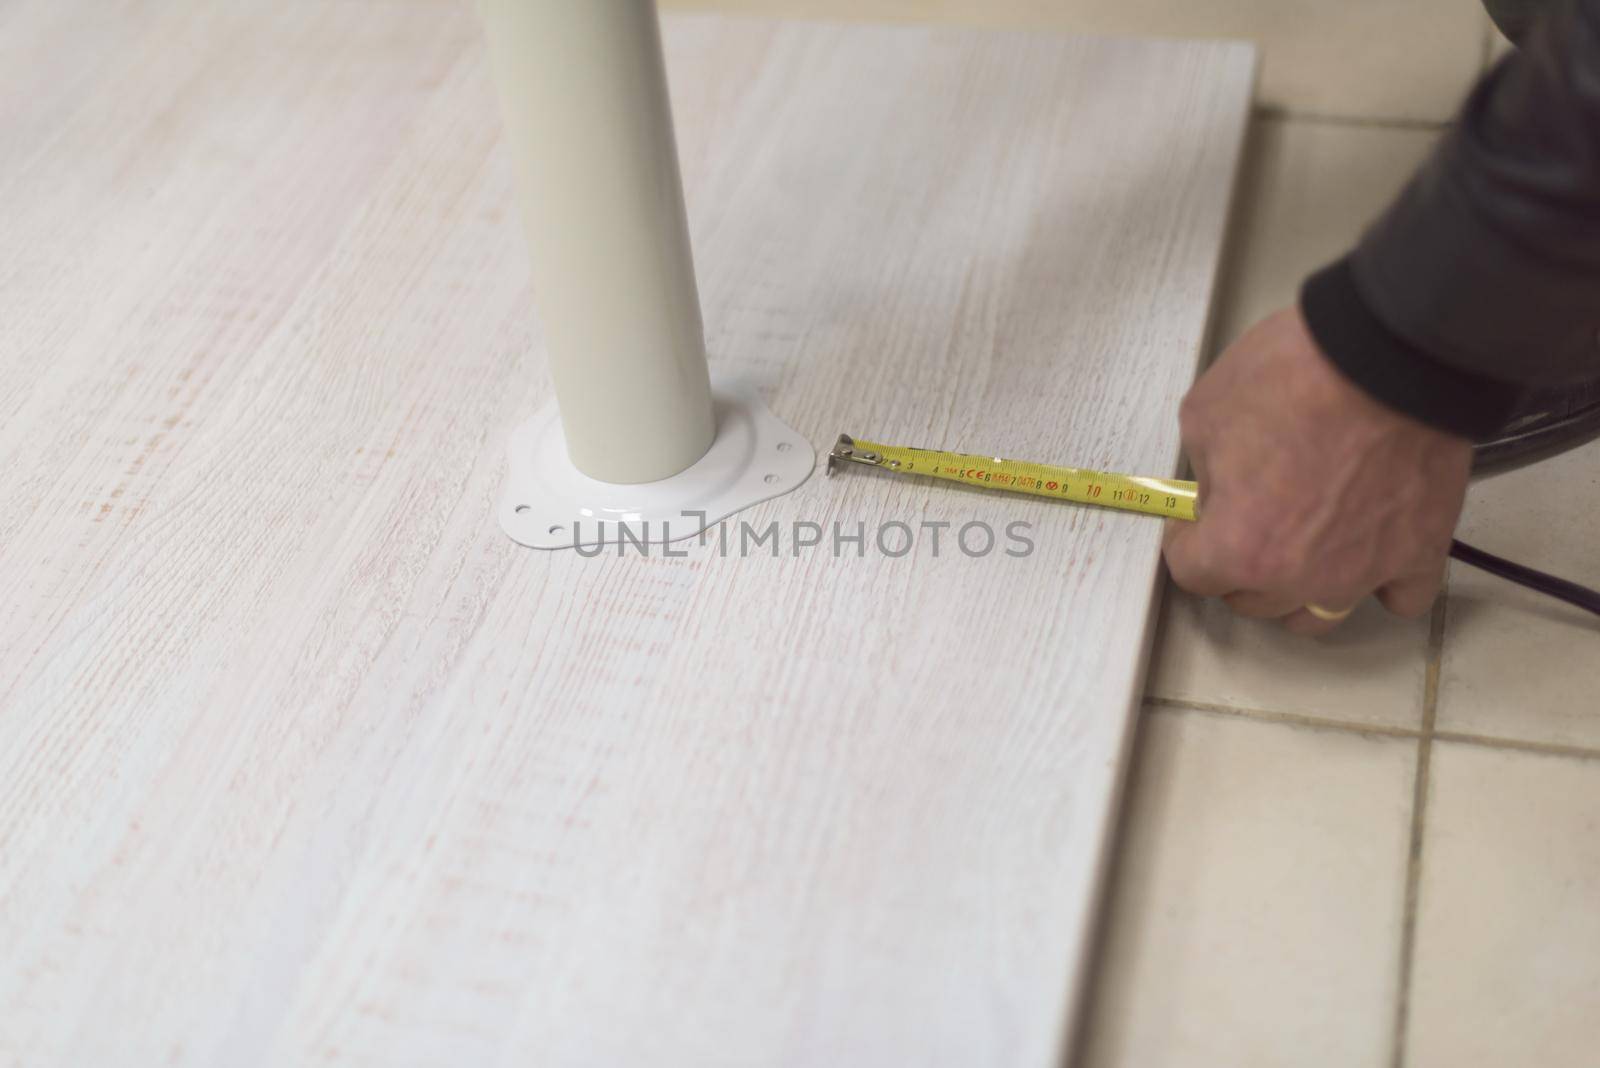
1449, 539, 1600, 618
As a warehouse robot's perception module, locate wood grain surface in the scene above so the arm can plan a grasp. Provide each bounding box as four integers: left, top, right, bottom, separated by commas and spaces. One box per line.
0, 3, 1253, 1064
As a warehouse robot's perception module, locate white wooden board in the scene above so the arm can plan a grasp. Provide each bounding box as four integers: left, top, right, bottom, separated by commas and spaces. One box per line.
0, 3, 1253, 1064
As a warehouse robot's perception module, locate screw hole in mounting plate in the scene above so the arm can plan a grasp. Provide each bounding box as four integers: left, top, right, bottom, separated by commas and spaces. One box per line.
764, 473, 780, 484
515, 505, 529, 514
776, 442, 792, 453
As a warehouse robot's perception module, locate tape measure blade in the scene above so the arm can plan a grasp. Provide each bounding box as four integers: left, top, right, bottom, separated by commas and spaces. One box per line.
843, 437, 1198, 521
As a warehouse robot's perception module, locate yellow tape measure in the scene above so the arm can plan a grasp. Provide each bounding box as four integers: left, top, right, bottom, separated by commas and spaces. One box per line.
827, 434, 1199, 521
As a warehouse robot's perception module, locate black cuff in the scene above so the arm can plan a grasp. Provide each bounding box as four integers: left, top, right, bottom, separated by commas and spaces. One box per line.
1300, 257, 1520, 441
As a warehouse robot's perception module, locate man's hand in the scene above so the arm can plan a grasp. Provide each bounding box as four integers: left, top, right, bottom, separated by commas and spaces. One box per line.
1164, 306, 1472, 634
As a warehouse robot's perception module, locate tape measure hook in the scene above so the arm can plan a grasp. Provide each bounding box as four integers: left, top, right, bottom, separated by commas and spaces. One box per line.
827, 433, 884, 476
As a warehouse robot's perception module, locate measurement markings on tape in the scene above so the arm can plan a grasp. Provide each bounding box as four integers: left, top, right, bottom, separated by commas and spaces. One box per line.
827, 434, 1197, 521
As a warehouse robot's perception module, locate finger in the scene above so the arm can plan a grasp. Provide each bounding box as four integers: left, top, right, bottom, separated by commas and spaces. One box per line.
1224, 589, 1301, 619
1183, 447, 1211, 517
1163, 517, 1235, 598
1377, 566, 1445, 619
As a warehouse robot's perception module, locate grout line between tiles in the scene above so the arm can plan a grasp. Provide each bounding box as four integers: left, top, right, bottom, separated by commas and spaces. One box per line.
1389, 593, 1446, 1067
1147, 693, 1600, 761
1144, 695, 1422, 741
1433, 730, 1600, 764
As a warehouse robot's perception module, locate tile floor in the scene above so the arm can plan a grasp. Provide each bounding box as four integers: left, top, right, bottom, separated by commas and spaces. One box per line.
1092, 16, 1600, 1068
660, 2, 1598, 1064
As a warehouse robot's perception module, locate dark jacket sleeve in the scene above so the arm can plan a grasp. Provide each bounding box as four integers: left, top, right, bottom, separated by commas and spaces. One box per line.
1300, 0, 1600, 440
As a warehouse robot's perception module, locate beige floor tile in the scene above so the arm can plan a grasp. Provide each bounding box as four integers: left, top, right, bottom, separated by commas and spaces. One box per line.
1148, 117, 1441, 729
1436, 439, 1600, 748
1079, 706, 1415, 1067
1150, 593, 1431, 728
1405, 742, 1600, 1068
662, 0, 1485, 121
